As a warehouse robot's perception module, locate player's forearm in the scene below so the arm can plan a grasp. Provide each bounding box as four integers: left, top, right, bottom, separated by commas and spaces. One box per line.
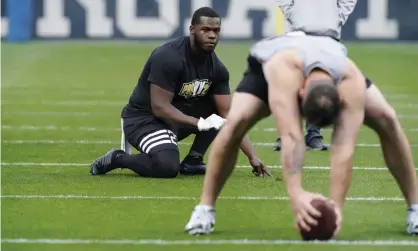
329, 144, 355, 208
281, 137, 306, 198
239, 134, 258, 160
152, 105, 199, 127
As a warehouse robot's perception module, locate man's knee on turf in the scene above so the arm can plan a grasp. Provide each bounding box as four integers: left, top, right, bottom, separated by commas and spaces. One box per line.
151, 149, 181, 178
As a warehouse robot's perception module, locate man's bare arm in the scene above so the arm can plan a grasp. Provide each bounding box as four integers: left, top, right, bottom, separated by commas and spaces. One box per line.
263, 54, 305, 197
213, 94, 259, 160
150, 84, 199, 127
147, 49, 199, 127
329, 64, 365, 208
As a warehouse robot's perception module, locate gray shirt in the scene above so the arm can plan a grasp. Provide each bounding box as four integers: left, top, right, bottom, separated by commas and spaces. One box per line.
250, 32, 347, 83
276, 0, 358, 39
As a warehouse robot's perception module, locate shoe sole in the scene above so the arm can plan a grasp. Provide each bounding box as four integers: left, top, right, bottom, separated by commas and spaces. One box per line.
90, 164, 104, 176
180, 165, 206, 175
274, 146, 329, 151
306, 146, 329, 151
185, 226, 214, 235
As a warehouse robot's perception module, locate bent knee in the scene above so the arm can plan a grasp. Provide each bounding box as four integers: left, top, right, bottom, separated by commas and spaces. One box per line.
225, 111, 254, 130
375, 106, 397, 124
155, 161, 180, 178
152, 150, 180, 178
367, 105, 399, 133
222, 117, 251, 140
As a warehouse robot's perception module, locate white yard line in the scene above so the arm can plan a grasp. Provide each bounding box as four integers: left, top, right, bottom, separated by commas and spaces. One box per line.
2, 238, 418, 246
398, 114, 418, 118
0, 194, 404, 201
2, 111, 110, 116
3, 90, 109, 96
1, 91, 414, 99
258, 127, 418, 132
396, 104, 418, 109
1, 100, 125, 106
1, 125, 120, 132
2, 140, 418, 148
3, 100, 418, 108
3, 111, 418, 119
3, 125, 418, 132
0, 162, 392, 170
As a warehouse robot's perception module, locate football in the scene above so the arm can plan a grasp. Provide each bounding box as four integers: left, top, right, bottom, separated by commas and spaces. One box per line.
299, 198, 338, 241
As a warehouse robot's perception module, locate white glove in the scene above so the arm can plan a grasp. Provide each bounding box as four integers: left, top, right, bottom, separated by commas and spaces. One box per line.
205, 114, 226, 130
185, 205, 216, 235
197, 117, 212, 131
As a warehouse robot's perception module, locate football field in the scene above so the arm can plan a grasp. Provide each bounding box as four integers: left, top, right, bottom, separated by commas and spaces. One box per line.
1, 41, 418, 251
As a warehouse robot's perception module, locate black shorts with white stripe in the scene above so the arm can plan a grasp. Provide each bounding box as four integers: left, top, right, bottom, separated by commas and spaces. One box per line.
138, 129, 178, 154
122, 117, 179, 155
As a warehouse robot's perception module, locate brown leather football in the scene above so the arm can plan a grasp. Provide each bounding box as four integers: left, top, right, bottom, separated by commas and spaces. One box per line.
299, 198, 338, 241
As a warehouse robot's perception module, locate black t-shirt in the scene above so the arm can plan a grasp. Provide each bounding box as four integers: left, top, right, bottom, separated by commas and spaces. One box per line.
122, 36, 230, 125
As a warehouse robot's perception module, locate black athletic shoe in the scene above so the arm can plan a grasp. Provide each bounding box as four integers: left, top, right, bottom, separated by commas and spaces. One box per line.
305, 135, 329, 151
180, 155, 207, 175
272, 138, 282, 151
90, 148, 125, 175
273, 136, 329, 151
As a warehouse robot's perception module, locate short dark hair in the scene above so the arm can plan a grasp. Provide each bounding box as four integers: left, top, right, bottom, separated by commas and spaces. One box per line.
302, 78, 341, 127
191, 7, 220, 25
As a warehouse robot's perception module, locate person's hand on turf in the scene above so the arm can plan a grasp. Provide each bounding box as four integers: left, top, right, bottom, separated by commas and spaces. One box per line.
249, 157, 272, 177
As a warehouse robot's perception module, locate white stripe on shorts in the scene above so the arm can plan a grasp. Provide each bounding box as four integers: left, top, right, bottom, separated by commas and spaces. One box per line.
139, 129, 177, 154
